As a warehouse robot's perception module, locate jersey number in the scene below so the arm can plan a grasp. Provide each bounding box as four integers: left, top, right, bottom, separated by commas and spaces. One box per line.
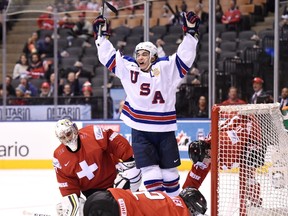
132, 191, 165, 200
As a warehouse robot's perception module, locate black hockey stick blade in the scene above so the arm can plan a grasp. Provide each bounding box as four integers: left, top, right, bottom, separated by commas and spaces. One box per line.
105, 1, 118, 15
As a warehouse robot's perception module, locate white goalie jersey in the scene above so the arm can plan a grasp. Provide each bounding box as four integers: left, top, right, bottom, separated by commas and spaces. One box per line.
95, 34, 198, 132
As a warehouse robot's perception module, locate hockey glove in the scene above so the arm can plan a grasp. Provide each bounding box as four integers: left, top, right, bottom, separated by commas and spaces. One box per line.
114, 159, 142, 192
188, 140, 211, 164
92, 15, 110, 39
182, 11, 200, 39
56, 193, 85, 216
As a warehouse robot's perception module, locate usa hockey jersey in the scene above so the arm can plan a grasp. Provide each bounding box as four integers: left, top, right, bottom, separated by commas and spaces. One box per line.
95, 34, 198, 132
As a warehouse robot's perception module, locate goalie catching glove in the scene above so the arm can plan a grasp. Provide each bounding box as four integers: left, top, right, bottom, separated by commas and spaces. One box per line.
114, 159, 142, 192
56, 193, 85, 216
182, 11, 200, 39
92, 15, 111, 39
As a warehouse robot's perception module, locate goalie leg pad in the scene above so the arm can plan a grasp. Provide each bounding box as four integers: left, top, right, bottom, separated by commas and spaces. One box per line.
162, 167, 180, 196
141, 165, 164, 192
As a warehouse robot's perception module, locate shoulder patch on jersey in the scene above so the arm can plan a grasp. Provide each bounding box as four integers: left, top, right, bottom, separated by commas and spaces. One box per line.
152, 67, 160, 77
53, 157, 62, 169
93, 125, 104, 140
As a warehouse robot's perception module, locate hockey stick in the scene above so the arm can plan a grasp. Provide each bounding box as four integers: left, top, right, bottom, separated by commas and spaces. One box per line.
98, 0, 105, 37
98, 0, 118, 37
105, 1, 118, 15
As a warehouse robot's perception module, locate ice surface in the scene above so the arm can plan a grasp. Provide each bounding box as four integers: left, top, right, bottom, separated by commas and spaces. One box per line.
0, 170, 211, 216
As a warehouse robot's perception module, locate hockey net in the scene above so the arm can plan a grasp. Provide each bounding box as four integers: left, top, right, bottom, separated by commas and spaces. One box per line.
211, 103, 288, 216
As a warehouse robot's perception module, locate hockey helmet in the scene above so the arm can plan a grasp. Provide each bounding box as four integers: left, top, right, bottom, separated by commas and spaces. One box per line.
135, 41, 158, 58
55, 119, 79, 151
179, 187, 207, 215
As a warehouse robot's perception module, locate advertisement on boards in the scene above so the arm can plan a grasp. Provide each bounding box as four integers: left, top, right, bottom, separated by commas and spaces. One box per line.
0, 120, 210, 169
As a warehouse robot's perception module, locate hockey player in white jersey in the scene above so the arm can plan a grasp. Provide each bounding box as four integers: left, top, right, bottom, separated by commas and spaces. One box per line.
93, 11, 200, 197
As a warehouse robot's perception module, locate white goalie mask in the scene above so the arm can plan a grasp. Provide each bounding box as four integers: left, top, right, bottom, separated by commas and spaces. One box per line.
135, 41, 158, 59
55, 119, 79, 152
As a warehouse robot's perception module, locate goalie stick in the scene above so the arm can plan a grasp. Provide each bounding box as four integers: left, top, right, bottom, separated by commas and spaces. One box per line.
22, 210, 51, 216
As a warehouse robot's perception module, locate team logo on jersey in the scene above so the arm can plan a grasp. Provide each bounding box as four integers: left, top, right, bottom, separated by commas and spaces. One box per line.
53, 157, 62, 170
172, 197, 184, 207
152, 68, 160, 77
93, 125, 104, 140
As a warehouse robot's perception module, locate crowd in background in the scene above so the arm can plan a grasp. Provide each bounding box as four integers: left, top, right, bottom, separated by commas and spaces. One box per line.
1, 0, 288, 119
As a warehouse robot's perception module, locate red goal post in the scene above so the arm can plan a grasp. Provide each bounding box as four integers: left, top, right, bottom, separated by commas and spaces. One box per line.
211, 103, 288, 216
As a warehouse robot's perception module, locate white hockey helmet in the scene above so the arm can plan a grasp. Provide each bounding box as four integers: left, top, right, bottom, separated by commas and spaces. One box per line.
135, 41, 158, 58
55, 119, 79, 152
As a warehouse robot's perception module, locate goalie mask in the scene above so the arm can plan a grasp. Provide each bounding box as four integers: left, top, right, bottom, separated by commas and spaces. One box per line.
55, 119, 79, 152
179, 187, 207, 216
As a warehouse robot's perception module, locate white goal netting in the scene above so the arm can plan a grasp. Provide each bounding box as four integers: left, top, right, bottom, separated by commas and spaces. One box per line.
212, 103, 288, 216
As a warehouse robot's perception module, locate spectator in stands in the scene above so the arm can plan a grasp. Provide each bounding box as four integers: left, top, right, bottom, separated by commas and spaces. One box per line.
23, 89, 33, 104
78, 81, 98, 119
221, 0, 241, 31
280, 5, 288, 32
216, 2, 223, 23
47, 72, 59, 96
23, 32, 38, 57
59, 13, 75, 29
156, 38, 166, 58
5, 75, 16, 96
194, 3, 208, 24
64, 61, 93, 81
36, 34, 54, 59
27, 53, 48, 79
11, 84, 27, 105
0, 16, 2, 42
193, 95, 209, 118
250, 77, 267, 104
74, 0, 88, 10
19, 74, 38, 97
12, 54, 29, 79
39, 81, 52, 97
180, 0, 187, 13
73, 12, 93, 41
87, 0, 99, 11
0, 84, 13, 105
59, 83, 76, 105
61, 71, 81, 96
37, 5, 54, 30
39, 81, 53, 105
56, 0, 75, 12
279, 87, 288, 110
221, 86, 247, 105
